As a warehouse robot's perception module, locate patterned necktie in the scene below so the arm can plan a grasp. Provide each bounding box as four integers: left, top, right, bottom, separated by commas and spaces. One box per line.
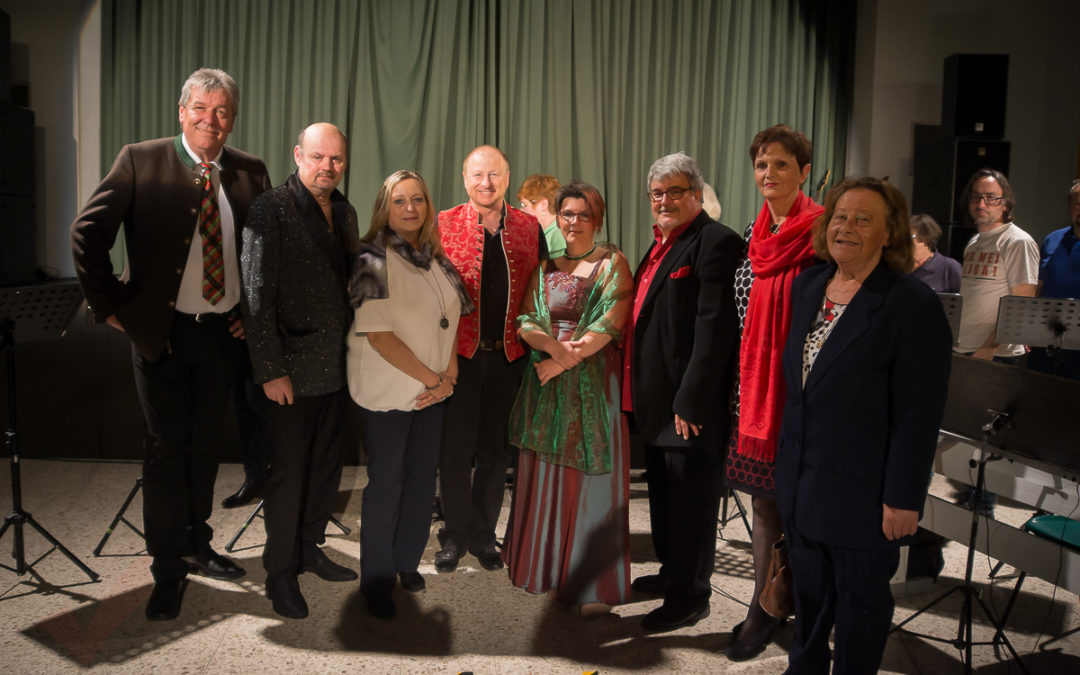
197, 162, 225, 305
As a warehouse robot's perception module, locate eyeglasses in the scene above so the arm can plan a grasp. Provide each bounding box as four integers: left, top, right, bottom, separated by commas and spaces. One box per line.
558, 210, 593, 223
647, 185, 695, 202
519, 200, 535, 210
969, 193, 1005, 206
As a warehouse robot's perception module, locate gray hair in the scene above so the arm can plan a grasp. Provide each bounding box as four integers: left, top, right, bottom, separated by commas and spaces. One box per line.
647, 152, 704, 193
178, 68, 239, 115
1069, 179, 1080, 198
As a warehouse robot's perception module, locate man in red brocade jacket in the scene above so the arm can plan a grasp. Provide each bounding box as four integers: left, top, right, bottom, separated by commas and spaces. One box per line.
435, 145, 547, 572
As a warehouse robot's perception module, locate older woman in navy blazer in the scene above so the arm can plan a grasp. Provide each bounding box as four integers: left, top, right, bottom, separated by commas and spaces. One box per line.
775, 177, 952, 674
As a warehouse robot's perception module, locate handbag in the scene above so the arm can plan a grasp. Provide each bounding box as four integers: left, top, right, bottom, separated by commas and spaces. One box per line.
758, 534, 794, 619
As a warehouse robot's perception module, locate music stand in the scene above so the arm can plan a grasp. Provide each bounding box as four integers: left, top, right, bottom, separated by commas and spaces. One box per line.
996, 295, 1080, 376
892, 355, 1038, 674
0, 282, 100, 586
937, 292, 963, 347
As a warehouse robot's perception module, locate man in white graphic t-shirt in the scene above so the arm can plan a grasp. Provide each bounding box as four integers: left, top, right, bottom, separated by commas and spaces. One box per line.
955, 168, 1039, 361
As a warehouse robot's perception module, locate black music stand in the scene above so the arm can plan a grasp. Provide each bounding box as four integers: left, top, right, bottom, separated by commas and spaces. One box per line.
890, 353, 1080, 673
996, 295, 1080, 376
0, 283, 100, 586
937, 292, 963, 347
225, 500, 351, 553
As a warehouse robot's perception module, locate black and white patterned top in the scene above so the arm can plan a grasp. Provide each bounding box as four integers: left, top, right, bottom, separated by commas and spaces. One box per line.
731, 219, 785, 411
801, 296, 847, 385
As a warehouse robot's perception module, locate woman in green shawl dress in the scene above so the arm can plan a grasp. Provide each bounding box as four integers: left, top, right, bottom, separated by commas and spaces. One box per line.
502, 180, 633, 615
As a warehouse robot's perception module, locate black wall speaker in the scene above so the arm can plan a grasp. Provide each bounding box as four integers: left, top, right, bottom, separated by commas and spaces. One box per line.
0, 194, 36, 285
0, 101, 34, 196
0, 10, 10, 104
942, 53, 1009, 139
912, 125, 1011, 227
0, 99, 36, 285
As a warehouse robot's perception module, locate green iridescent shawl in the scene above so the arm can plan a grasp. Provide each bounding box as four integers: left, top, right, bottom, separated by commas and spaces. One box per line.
508, 247, 631, 475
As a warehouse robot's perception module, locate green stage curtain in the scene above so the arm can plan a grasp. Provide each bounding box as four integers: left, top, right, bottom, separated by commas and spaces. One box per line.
101, 0, 853, 265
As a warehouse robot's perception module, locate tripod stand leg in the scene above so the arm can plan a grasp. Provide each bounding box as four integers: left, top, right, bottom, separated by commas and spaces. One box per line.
328, 514, 351, 536
963, 587, 973, 673
992, 571, 1026, 645
12, 514, 27, 575
23, 514, 100, 581
225, 500, 264, 553
732, 491, 752, 538
94, 477, 143, 556
891, 583, 963, 633
0, 515, 22, 574
973, 591, 1028, 673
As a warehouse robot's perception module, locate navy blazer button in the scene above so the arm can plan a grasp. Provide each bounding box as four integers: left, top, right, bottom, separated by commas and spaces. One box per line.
184, 238, 192, 245
167, 300, 176, 308
175, 268, 182, 275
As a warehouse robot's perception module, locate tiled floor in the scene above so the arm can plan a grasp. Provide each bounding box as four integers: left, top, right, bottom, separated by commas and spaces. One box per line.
1, 459, 1077, 673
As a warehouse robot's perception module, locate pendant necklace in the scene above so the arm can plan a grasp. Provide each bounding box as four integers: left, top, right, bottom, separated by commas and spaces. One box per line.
419, 265, 450, 329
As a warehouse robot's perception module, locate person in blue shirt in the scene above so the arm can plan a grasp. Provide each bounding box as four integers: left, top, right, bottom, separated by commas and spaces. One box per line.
1030, 179, 1080, 379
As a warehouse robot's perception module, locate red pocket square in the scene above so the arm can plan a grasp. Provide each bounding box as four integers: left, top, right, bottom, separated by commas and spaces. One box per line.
670, 265, 691, 279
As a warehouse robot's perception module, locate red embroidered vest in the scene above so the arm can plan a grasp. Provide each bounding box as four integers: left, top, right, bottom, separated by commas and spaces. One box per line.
439, 202, 539, 361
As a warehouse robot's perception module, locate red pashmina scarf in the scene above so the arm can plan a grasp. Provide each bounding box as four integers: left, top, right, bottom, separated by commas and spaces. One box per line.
737, 191, 823, 462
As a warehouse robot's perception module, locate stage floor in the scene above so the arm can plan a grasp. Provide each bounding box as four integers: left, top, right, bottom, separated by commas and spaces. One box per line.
0, 460, 1077, 673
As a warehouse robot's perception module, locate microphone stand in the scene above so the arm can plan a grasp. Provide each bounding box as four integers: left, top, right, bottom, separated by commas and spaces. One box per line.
0, 315, 99, 587
891, 409, 1025, 674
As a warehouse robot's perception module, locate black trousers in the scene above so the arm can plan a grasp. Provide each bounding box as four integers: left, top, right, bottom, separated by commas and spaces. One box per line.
784, 524, 899, 675
439, 349, 525, 551
261, 389, 346, 581
359, 405, 443, 592
132, 312, 238, 582
643, 438, 723, 607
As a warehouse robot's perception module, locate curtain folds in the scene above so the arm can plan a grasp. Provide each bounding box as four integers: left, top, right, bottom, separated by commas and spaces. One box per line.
101, 0, 854, 264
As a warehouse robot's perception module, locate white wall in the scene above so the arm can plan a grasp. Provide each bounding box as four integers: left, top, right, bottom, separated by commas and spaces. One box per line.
4, 0, 99, 278
854, 0, 1080, 241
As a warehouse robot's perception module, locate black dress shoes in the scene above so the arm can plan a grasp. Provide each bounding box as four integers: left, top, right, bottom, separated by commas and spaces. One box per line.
183, 549, 246, 580
267, 575, 308, 619
145, 578, 187, 621
641, 600, 711, 632
220, 477, 264, 509
631, 573, 667, 595
302, 546, 357, 582
399, 571, 425, 592
434, 540, 462, 572
472, 544, 503, 571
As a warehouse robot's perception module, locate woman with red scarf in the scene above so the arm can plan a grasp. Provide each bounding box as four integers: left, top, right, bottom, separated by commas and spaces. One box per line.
724, 124, 823, 661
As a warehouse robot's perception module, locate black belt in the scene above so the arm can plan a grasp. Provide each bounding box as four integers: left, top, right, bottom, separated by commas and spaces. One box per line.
175, 309, 236, 324
477, 339, 504, 351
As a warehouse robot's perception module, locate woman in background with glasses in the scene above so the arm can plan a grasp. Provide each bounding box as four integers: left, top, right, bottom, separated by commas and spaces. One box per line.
502, 180, 633, 615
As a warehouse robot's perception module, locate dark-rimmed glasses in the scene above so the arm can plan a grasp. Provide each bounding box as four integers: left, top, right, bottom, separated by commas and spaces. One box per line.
647, 185, 695, 202
969, 193, 1005, 206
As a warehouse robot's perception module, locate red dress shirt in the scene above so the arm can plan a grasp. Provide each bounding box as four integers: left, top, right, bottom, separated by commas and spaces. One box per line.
621, 219, 694, 412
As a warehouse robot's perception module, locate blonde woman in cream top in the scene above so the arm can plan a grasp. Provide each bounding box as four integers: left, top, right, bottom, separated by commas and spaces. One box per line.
346, 170, 473, 620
